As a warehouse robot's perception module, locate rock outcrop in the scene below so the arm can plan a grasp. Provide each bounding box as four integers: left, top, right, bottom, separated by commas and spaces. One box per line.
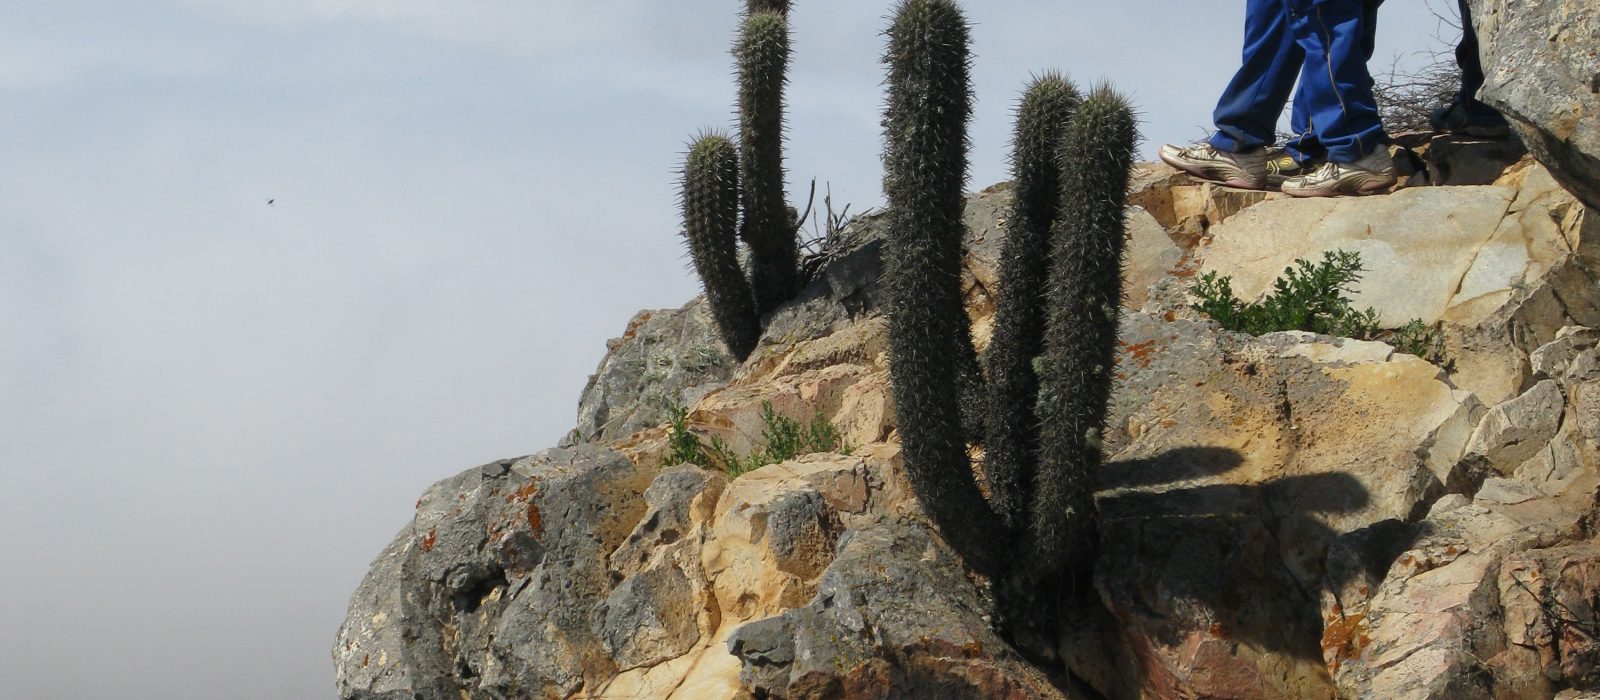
338, 130, 1600, 699
1472, 0, 1600, 210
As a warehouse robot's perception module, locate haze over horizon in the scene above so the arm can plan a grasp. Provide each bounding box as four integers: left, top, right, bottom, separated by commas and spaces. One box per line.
1, 2, 1457, 697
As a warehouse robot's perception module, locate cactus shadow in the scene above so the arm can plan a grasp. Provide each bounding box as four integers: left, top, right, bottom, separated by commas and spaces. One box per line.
1095, 446, 1246, 490
1083, 447, 1375, 691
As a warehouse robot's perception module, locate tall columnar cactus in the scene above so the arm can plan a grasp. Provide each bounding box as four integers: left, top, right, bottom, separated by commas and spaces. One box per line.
985, 73, 1082, 533
736, 10, 799, 315
880, 0, 1004, 575
745, 0, 791, 15
679, 132, 760, 361
878, 1, 1140, 589
1029, 86, 1140, 575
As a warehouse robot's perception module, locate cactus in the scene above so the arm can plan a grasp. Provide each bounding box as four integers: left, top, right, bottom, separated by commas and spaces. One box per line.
985, 73, 1082, 532
877, 1, 1139, 591
679, 132, 760, 361
880, 0, 1004, 575
736, 10, 799, 315
745, 0, 791, 15
1029, 86, 1139, 575
671, 6, 805, 362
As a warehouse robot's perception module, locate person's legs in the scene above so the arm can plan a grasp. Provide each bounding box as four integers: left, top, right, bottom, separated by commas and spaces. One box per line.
1430, 0, 1509, 135
1280, 0, 1394, 196
1209, 0, 1303, 154
1161, 0, 1298, 189
1287, 0, 1386, 163
1285, 0, 1380, 165
1455, 0, 1486, 100
1361, 0, 1382, 60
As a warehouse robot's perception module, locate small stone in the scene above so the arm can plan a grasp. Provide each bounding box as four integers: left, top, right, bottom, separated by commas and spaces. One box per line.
1462, 380, 1566, 475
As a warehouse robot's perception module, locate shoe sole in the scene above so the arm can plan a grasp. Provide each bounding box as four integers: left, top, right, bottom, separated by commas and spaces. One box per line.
1159, 152, 1267, 190
1281, 175, 1396, 198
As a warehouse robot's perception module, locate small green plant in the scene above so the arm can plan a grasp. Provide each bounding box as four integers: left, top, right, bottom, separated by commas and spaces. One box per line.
662, 398, 849, 478
1193, 250, 1454, 368
665, 399, 705, 467
1390, 319, 1453, 368
752, 401, 849, 464
1192, 250, 1382, 338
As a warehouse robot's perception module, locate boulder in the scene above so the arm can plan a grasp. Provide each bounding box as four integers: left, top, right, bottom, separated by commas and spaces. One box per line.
1472, 0, 1600, 210
572, 303, 737, 444
342, 154, 1600, 699
728, 520, 1067, 700
599, 453, 906, 700
1461, 379, 1566, 477
1196, 164, 1592, 405
1327, 328, 1600, 700
333, 446, 658, 699
1088, 317, 1483, 699
1198, 185, 1518, 327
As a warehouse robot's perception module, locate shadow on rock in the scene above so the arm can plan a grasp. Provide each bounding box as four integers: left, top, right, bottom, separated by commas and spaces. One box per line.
1070, 446, 1374, 700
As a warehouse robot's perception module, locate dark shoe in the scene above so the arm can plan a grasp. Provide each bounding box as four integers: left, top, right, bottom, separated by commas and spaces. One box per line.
1430, 100, 1511, 139
1264, 148, 1311, 189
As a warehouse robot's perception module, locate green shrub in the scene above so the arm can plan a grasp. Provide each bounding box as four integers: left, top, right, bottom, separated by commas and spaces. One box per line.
1192, 250, 1453, 368
664, 399, 706, 467
1192, 250, 1382, 338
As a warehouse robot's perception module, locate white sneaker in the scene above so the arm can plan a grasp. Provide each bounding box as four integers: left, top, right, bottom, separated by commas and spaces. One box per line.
1280, 148, 1397, 197
1158, 143, 1269, 190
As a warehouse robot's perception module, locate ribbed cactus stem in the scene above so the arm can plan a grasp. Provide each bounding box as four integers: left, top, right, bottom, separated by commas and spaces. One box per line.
680, 132, 760, 361
735, 10, 798, 315
1030, 86, 1139, 576
745, 0, 791, 15
880, 0, 1001, 575
985, 72, 1082, 533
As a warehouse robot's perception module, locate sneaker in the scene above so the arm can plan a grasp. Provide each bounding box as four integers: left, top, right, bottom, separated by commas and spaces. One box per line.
1429, 100, 1511, 139
1280, 148, 1397, 197
1159, 143, 1268, 190
1264, 147, 1311, 189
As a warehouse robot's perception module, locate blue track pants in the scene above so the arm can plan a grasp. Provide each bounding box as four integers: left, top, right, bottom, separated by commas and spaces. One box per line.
1208, 0, 1387, 164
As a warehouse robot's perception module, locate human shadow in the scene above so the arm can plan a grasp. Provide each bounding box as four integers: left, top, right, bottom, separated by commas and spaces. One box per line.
1068, 445, 1381, 698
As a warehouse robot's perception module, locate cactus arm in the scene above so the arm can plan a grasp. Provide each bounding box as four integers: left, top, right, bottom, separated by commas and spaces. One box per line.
735, 11, 800, 314
880, 0, 1003, 575
985, 73, 1082, 533
680, 132, 761, 362
1029, 86, 1139, 576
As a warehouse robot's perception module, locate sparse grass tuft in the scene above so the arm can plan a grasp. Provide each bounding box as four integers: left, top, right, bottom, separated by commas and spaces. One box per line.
662, 398, 850, 478
1390, 319, 1454, 369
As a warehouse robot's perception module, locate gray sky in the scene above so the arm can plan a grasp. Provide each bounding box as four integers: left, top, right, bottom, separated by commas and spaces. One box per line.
0, 2, 1452, 697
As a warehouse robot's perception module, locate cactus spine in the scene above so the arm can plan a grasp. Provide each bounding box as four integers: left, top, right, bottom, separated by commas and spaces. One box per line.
745, 0, 791, 15
736, 10, 799, 315
985, 73, 1082, 532
1029, 86, 1139, 574
880, 0, 1004, 575
680, 132, 761, 362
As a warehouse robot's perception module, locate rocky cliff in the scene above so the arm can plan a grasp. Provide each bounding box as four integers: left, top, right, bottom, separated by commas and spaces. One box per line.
334, 128, 1600, 698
